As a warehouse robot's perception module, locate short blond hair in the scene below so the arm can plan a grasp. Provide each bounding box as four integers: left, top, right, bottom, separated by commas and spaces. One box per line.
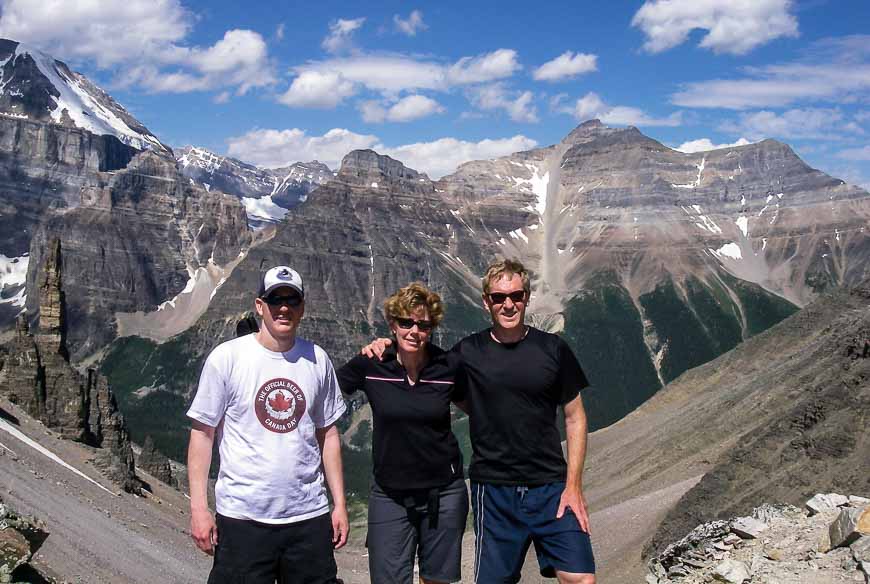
383, 282, 444, 327
482, 258, 531, 295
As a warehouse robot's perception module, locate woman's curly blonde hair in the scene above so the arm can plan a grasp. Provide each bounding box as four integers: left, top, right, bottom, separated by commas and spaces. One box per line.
383, 282, 444, 327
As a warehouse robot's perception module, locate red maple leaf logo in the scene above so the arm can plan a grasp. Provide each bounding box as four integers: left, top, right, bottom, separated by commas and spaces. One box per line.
268, 391, 292, 412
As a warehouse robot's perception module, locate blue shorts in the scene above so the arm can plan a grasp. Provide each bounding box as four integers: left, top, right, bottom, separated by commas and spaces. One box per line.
471, 481, 595, 582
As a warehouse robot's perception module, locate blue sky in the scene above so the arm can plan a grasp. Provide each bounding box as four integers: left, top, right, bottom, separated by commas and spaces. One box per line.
1, 0, 869, 183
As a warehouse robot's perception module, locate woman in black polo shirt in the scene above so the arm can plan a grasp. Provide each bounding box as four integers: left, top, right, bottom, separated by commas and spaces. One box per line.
337, 282, 468, 584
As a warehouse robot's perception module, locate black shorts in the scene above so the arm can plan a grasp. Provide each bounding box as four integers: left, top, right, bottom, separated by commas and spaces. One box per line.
367, 478, 469, 583
208, 512, 340, 584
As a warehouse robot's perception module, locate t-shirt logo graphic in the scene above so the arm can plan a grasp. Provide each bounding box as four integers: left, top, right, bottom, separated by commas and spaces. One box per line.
254, 378, 306, 433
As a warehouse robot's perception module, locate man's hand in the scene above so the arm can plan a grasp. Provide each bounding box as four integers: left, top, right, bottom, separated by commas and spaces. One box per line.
361, 338, 392, 360
191, 507, 218, 555
556, 486, 591, 534
331, 504, 349, 549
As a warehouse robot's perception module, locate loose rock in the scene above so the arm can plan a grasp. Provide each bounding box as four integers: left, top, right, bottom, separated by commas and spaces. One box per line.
808, 493, 851, 516
732, 516, 769, 539
713, 559, 750, 583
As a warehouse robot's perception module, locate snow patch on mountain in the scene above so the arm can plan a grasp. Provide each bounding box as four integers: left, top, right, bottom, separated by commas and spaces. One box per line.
0, 253, 28, 309
242, 195, 289, 222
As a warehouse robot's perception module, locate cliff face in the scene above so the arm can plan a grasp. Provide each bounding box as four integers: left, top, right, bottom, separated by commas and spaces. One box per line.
21, 150, 251, 361
0, 239, 138, 492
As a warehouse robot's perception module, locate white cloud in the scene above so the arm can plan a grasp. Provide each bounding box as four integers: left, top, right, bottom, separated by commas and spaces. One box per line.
278, 71, 356, 108
387, 95, 445, 122
380, 136, 538, 179
632, 0, 798, 55
836, 146, 870, 161
226, 128, 379, 169
0, 0, 190, 67
275, 23, 285, 41
0, 0, 274, 96
186, 29, 272, 94
446, 49, 521, 85
322, 17, 365, 54
533, 52, 598, 82
470, 84, 538, 123
675, 137, 752, 153
226, 127, 537, 180
569, 92, 682, 127
673, 64, 870, 110
359, 95, 444, 123
672, 36, 870, 110
720, 108, 864, 140
283, 49, 522, 110
394, 10, 427, 36
293, 55, 444, 94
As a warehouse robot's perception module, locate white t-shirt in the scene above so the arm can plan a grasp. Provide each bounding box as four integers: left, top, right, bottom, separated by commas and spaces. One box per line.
187, 334, 347, 523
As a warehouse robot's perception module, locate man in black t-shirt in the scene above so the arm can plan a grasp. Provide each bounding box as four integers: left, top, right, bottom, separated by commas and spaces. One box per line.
366, 259, 595, 583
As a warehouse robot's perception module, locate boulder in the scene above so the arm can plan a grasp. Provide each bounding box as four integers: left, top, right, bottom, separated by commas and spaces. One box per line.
830, 507, 870, 548
712, 559, 750, 583
731, 517, 769, 539
806, 493, 850, 516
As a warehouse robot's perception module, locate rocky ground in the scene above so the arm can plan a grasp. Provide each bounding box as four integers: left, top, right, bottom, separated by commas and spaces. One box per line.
647, 494, 870, 584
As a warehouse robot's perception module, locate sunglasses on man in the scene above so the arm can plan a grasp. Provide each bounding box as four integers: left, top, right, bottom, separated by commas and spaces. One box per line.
487, 290, 526, 305
394, 317, 434, 332
262, 293, 303, 307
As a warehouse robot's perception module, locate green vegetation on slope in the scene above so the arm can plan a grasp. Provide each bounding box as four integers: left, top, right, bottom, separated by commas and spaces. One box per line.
561, 272, 662, 431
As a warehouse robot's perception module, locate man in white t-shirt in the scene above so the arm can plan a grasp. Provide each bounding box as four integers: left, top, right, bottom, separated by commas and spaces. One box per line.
187, 265, 348, 583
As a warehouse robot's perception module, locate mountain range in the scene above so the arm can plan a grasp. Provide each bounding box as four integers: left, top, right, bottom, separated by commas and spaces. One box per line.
176, 146, 332, 226
1, 38, 869, 459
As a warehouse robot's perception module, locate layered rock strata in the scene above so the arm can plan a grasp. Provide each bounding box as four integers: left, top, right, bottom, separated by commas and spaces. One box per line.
24, 150, 252, 360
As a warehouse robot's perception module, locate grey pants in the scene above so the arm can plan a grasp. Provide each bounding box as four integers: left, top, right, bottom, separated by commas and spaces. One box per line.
367, 478, 469, 583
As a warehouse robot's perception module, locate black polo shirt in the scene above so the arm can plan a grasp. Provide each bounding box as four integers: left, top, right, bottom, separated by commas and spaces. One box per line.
452, 327, 588, 486
337, 345, 466, 491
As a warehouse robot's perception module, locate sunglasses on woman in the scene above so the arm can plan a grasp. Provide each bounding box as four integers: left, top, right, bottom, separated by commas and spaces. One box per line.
394, 317, 434, 331
487, 290, 526, 305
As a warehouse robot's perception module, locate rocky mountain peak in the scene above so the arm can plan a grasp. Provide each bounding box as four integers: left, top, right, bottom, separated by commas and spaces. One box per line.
0, 38, 167, 152
561, 118, 632, 145
338, 149, 428, 187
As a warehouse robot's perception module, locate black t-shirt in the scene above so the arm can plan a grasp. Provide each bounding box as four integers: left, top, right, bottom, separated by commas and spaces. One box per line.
337, 345, 466, 491
452, 327, 588, 485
